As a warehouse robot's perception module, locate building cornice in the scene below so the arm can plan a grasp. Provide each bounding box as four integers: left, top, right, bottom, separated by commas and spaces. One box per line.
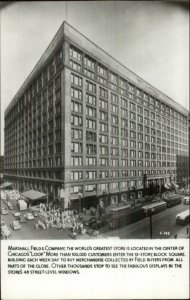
5, 21, 189, 117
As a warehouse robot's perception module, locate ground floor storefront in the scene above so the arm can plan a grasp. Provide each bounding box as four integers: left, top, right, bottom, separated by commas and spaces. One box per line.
3, 174, 189, 213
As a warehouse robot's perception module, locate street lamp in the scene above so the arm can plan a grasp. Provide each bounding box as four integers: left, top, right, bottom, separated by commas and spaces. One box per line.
143, 173, 147, 197
46, 185, 49, 210
144, 207, 154, 239
59, 184, 65, 218
78, 191, 83, 213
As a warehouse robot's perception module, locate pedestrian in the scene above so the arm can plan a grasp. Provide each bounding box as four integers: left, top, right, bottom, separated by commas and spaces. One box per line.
186, 227, 189, 235
73, 230, 76, 239
174, 233, 177, 239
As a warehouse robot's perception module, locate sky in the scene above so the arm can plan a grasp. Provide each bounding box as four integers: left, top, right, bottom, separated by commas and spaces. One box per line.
0, 1, 189, 155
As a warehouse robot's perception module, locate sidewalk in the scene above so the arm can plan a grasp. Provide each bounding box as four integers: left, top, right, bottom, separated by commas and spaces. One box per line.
171, 225, 190, 239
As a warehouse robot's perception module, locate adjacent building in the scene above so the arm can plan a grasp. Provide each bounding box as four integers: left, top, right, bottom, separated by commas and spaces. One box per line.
4, 22, 189, 210
0, 156, 4, 185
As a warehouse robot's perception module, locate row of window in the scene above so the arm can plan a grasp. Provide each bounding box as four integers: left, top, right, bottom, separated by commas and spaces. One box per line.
69, 46, 187, 125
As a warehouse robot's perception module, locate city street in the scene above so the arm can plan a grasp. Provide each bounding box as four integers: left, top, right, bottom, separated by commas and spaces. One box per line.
1, 196, 189, 239
102, 202, 189, 239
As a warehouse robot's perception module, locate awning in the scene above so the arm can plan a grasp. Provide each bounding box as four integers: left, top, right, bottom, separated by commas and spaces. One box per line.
0, 182, 13, 189
21, 190, 46, 201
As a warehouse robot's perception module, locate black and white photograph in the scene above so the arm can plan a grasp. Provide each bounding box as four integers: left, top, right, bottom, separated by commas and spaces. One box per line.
0, 1, 189, 241
1, 1, 189, 239
1, 1, 189, 300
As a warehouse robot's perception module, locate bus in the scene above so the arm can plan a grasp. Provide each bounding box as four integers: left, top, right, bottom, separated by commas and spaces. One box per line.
109, 204, 145, 229
142, 201, 167, 216
176, 210, 190, 225
163, 195, 182, 208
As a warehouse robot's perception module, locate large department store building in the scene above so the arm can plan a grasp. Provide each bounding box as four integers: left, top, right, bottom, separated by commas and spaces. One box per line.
4, 22, 189, 210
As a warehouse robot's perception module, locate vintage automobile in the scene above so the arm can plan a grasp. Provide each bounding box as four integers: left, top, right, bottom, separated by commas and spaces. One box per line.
1, 220, 5, 226
10, 220, 21, 230
25, 212, 34, 220
7, 202, 14, 210
33, 211, 39, 217
1, 224, 11, 239
183, 196, 190, 205
12, 211, 21, 217
84, 217, 105, 229
1, 208, 8, 215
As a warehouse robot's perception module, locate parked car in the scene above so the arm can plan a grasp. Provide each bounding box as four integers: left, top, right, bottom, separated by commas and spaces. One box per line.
33, 211, 39, 217
183, 196, 189, 205
12, 211, 21, 217
1, 220, 5, 226
1, 224, 11, 239
25, 212, 34, 220
10, 220, 21, 230
1, 208, 8, 215
7, 202, 14, 210
84, 217, 105, 229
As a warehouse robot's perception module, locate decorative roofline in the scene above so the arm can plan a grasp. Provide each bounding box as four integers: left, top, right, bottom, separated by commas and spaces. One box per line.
5, 21, 189, 116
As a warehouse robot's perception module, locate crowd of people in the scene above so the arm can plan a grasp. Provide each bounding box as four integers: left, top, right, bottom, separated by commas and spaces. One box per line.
34, 203, 92, 238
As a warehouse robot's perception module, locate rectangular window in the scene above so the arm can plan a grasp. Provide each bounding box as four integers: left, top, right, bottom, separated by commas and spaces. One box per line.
122, 159, 128, 167
111, 147, 119, 156
112, 104, 118, 114
121, 98, 128, 108
71, 87, 82, 100
71, 101, 82, 114
119, 78, 127, 88
70, 46, 81, 61
100, 146, 109, 155
99, 134, 108, 144
71, 128, 83, 139
86, 131, 96, 142
111, 115, 118, 124
71, 156, 83, 166
86, 171, 96, 180
109, 72, 117, 83
99, 87, 108, 98
99, 183, 108, 191
86, 157, 97, 166
130, 140, 136, 148
98, 75, 107, 85
130, 102, 136, 110
70, 60, 81, 72
86, 144, 96, 155
86, 106, 96, 118
70, 186, 83, 194
99, 99, 108, 110
86, 119, 96, 130
111, 136, 119, 145
100, 110, 108, 121
71, 142, 83, 153
98, 65, 107, 77
84, 56, 95, 69
121, 128, 128, 137
71, 73, 82, 87
121, 118, 128, 127
121, 139, 128, 147
86, 81, 96, 93
121, 108, 128, 118
71, 115, 82, 126
100, 158, 109, 166
84, 68, 95, 80
86, 94, 96, 106
71, 171, 83, 180
100, 122, 108, 132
